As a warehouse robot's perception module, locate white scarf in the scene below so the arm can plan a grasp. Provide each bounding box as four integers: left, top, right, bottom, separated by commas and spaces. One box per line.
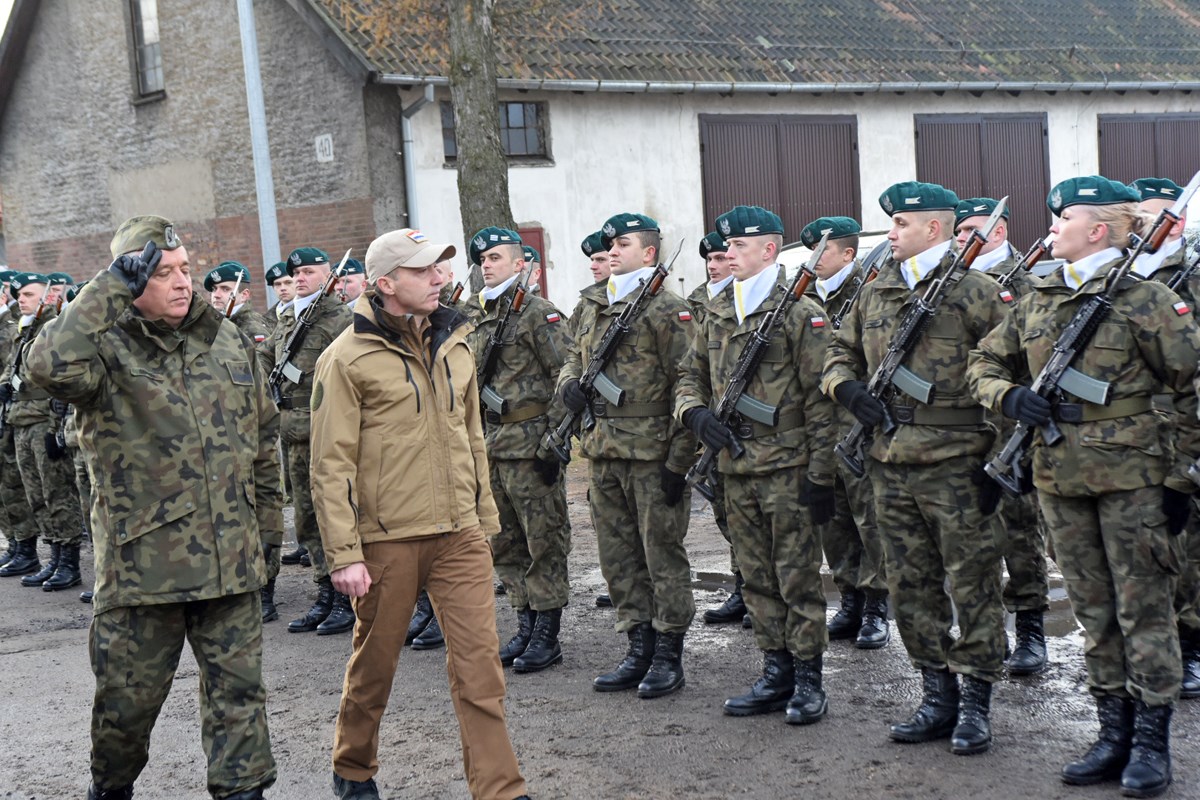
607, 266, 655, 305
291, 290, 320, 317
733, 263, 780, 324
706, 275, 734, 299
276, 300, 293, 318
900, 240, 953, 291
479, 274, 518, 306
816, 261, 856, 302
1133, 236, 1183, 278
969, 242, 1014, 274
1063, 247, 1124, 291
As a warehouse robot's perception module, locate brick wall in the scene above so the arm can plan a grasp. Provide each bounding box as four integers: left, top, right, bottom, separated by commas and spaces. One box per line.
4, 197, 377, 312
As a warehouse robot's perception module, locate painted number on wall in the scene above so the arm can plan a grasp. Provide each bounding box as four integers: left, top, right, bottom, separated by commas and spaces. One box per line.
315, 134, 334, 163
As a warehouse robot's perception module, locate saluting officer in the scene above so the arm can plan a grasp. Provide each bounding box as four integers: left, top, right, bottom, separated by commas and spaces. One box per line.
968, 175, 1200, 796
204, 261, 270, 344
824, 181, 1008, 755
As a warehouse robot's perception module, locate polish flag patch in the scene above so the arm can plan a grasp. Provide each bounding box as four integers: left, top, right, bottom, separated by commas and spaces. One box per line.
999, 290, 1014, 304
678, 311, 692, 321
1174, 301, 1190, 316
545, 312, 561, 323
254, 334, 266, 343
810, 316, 826, 328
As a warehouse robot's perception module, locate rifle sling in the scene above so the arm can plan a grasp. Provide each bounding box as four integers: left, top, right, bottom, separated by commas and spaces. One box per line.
1052, 396, 1152, 424
888, 403, 986, 427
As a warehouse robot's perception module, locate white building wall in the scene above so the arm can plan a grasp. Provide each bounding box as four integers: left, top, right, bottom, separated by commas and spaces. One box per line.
404, 87, 1199, 313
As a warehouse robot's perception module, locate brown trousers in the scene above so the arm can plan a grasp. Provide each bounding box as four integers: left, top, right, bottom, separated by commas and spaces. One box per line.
332, 527, 527, 800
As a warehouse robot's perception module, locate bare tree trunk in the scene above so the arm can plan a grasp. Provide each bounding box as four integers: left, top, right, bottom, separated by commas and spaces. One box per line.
446, 0, 514, 291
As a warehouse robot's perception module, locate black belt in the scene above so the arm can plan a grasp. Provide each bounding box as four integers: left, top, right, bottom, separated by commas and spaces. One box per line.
889, 404, 986, 427
1052, 396, 1153, 423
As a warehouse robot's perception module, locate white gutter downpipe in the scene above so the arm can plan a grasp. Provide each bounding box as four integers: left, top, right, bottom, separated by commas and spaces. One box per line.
399, 84, 435, 230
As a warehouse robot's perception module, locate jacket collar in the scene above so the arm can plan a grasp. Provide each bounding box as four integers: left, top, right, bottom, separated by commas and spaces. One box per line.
354, 293, 469, 360
118, 294, 220, 354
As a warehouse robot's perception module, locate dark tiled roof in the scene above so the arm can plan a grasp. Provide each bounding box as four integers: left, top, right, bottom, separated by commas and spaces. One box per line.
314, 0, 1200, 87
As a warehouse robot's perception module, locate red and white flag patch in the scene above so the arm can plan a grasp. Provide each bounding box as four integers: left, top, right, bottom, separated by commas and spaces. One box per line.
1174, 301, 1190, 316
254, 334, 266, 343
545, 312, 561, 323
999, 290, 1014, 304
678, 311, 693, 321
810, 316, 826, 328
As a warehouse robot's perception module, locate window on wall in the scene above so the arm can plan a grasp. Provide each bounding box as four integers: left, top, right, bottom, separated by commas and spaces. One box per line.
130, 0, 164, 97
441, 101, 550, 162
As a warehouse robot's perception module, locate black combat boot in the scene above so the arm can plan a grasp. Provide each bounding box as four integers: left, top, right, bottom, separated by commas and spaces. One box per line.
889, 668, 960, 742
299, 550, 312, 567
856, 592, 891, 649
1120, 702, 1172, 798
317, 590, 356, 635
950, 675, 993, 754
0, 537, 39, 577
280, 544, 307, 565
287, 576, 334, 633
500, 607, 537, 667
87, 784, 134, 799
786, 654, 828, 725
703, 572, 747, 624
1062, 694, 1134, 785
43, 542, 82, 591
724, 649, 795, 716
0, 536, 16, 568
406, 590, 435, 645
1179, 638, 1200, 699
827, 587, 865, 640
595, 593, 613, 608
411, 613, 444, 650
637, 631, 685, 698
593, 622, 656, 692
1007, 608, 1048, 676
21, 541, 57, 586
514, 607, 564, 673
260, 578, 278, 622
743, 613, 753, 629
332, 772, 380, 800
80, 590, 94, 603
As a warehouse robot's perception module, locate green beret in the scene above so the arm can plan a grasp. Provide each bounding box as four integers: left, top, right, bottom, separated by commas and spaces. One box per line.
264, 261, 289, 285
46, 272, 75, 286
0, 270, 16, 285
285, 247, 329, 276
203, 261, 252, 292
879, 182, 960, 216
1047, 176, 1141, 216
1129, 177, 1184, 202
699, 231, 728, 258
580, 231, 607, 256
600, 213, 659, 248
953, 198, 1009, 226
800, 216, 861, 248
338, 258, 364, 276
522, 245, 541, 264
10, 272, 48, 291
65, 281, 88, 303
110, 215, 182, 259
468, 227, 523, 265
716, 206, 784, 239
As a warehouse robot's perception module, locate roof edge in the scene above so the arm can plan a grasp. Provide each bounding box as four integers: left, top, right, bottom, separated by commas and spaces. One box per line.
0, 0, 42, 129
280, 0, 377, 84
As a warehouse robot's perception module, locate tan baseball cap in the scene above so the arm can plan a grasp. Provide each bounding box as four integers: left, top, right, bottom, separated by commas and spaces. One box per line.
365, 228, 456, 282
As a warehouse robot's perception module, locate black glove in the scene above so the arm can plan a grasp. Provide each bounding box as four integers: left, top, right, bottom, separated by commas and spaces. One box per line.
972, 466, 1002, 515
49, 398, 69, 416
659, 464, 687, 507
801, 478, 836, 526
682, 407, 733, 451
1000, 386, 1052, 427
107, 241, 161, 299
44, 431, 67, 461
560, 379, 588, 414
0, 384, 12, 404
833, 380, 886, 428
1163, 487, 1192, 536
532, 457, 561, 486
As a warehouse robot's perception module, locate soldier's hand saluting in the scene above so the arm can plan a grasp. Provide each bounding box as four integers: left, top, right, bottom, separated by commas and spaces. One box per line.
107, 240, 161, 299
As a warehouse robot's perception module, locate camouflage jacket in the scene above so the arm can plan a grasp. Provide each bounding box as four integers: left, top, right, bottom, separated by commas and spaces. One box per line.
463, 285, 572, 460
968, 257, 1200, 497
257, 292, 352, 444
977, 244, 1041, 304
567, 282, 603, 338
559, 281, 697, 472
685, 283, 713, 326
2, 307, 58, 426
24, 271, 284, 613
818, 265, 865, 434
1142, 243, 1199, 305
823, 248, 1008, 465
676, 275, 836, 482
231, 305, 270, 345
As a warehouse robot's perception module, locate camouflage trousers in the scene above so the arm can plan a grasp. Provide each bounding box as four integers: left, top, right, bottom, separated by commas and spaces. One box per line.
90, 592, 275, 797
489, 458, 571, 611
1174, 508, 1200, 645
823, 459, 886, 596
726, 467, 827, 658
591, 459, 694, 634
71, 445, 93, 537
286, 441, 327, 582
1000, 489, 1049, 612
707, 469, 738, 574
264, 543, 282, 582
0, 428, 35, 543
871, 455, 1006, 682
1040, 486, 1183, 706
15, 421, 84, 545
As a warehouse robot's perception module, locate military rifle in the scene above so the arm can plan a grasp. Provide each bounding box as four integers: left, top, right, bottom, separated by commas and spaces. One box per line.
0, 279, 55, 437
831, 240, 890, 330
685, 234, 829, 501
542, 240, 685, 464
834, 197, 1009, 478
1165, 236, 1200, 293
223, 272, 244, 318
267, 249, 351, 406
988, 172, 1200, 496
996, 234, 1056, 289
477, 259, 534, 417
448, 262, 482, 306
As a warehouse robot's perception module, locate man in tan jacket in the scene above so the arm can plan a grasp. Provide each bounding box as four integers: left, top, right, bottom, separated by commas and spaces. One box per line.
310, 228, 530, 800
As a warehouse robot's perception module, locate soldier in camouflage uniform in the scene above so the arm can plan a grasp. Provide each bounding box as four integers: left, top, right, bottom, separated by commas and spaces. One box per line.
58, 282, 95, 603
676, 206, 837, 722
258, 247, 354, 634
954, 198, 1050, 676
335, 257, 367, 307
824, 181, 1007, 755
263, 260, 300, 572
0, 272, 86, 590
263, 261, 294, 337
1128, 177, 1200, 701
204, 261, 270, 345
25, 215, 282, 800
969, 176, 1200, 796
800, 217, 890, 650
0, 269, 37, 572
460, 228, 574, 673
558, 211, 697, 699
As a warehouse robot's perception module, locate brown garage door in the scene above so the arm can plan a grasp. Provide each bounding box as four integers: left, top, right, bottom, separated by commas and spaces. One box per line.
1098, 114, 1200, 186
